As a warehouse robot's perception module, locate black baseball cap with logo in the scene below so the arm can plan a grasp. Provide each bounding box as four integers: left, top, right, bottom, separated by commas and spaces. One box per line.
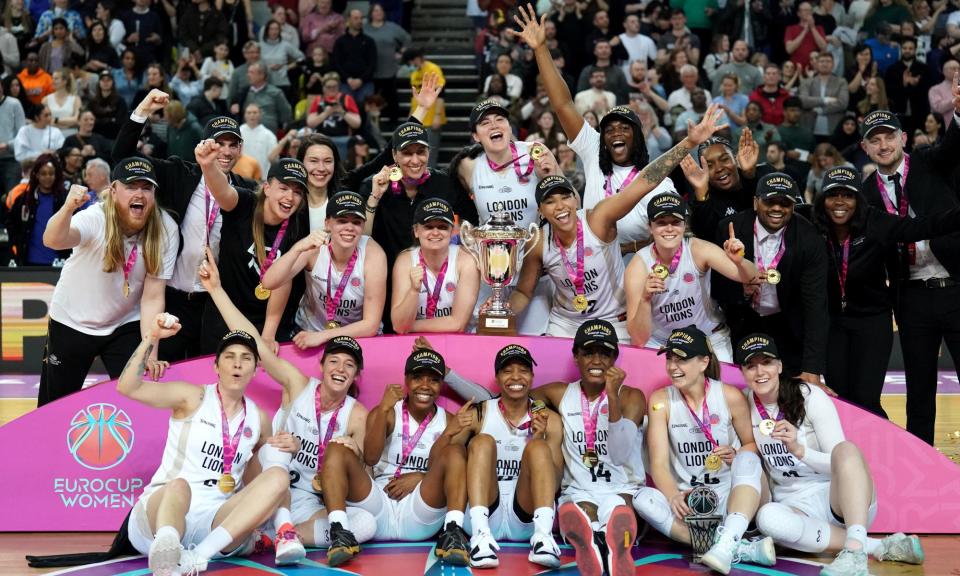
323, 335, 364, 368
414, 198, 455, 226
203, 116, 243, 142
470, 99, 511, 130
599, 105, 641, 129
405, 349, 446, 377
573, 319, 620, 355
394, 122, 430, 150
860, 110, 902, 138
821, 166, 861, 195
113, 157, 159, 187
535, 175, 578, 205
756, 172, 799, 203
696, 135, 733, 157
326, 190, 367, 220
268, 158, 308, 191
216, 330, 260, 361
657, 325, 711, 359
646, 192, 687, 221
494, 344, 537, 372
734, 333, 780, 365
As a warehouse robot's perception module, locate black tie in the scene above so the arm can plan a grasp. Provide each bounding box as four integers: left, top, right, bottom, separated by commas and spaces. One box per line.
890, 173, 904, 217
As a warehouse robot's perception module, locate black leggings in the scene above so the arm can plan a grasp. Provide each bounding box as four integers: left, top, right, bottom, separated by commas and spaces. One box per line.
824, 311, 892, 418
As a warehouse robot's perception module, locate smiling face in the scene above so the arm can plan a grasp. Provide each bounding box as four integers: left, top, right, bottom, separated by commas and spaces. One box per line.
112, 179, 157, 234
472, 111, 511, 153
650, 215, 685, 250
574, 344, 616, 388
703, 143, 740, 191
823, 189, 857, 226
393, 144, 429, 179
36, 163, 56, 192
301, 142, 336, 190
602, 119, 635, 165
321, 351, 359, 397
404, 370, 442, 411
214, 135, 242, 173
263, 178, 305, 221
740, 355, 782, 397
215, 344, 258, 391
665, 351, 710, 389
326, 214, 364, 249
539, 190, 579, 232
754, 196, 795, 232
497, 360, 533, 400
414, 219, 452, 251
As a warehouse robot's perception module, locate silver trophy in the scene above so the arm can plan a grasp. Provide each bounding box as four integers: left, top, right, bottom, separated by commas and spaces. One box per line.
684, 486, 722, 562
460, 212, 540, 335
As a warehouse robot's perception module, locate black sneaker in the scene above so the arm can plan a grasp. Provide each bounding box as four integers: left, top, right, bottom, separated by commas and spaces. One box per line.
326, 522, 360, 567
435, 522, 470, 566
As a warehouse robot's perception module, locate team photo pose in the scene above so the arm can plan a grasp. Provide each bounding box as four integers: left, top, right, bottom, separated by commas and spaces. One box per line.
736, 333, 925, 574
633, 325, 775, 575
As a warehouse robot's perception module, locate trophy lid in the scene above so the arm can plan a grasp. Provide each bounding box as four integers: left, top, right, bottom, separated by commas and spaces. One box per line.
468, 211, 530, 240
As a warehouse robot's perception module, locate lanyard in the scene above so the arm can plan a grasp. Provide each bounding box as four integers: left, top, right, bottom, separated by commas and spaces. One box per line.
391, 170, 431, 194
753, 220, 786, 273
652, 241, 683, 274
604, 166, 640, 197
579, 388, 607, 454
498, 398, 533, 435
555, 218, 585, 297
684, 379, 719, 449
313, 390, 344, 477
326, 245, 359, 322
418, 250, 448, 318
215, 385, 247, 477
830, 236, 850, 309
752, 392, 782, 422
258, 218, 289, 283
395, 402, 434, 478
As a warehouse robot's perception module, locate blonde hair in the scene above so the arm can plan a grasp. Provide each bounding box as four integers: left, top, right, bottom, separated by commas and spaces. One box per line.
251, 182, 270, 266
101, 185, 167, 275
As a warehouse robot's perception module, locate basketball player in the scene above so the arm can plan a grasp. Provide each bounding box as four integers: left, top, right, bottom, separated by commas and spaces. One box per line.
736, 334, 925, 574
199, 248, 376, 564
318, 348, 470, 567
633, 325, 776, 574
117, 318, 293, 576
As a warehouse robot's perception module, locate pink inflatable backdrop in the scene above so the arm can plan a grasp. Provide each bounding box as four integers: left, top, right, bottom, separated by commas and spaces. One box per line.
1, 335, 958, 533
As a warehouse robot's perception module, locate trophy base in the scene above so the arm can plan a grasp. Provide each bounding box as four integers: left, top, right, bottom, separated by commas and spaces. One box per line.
477, 312, 517, 336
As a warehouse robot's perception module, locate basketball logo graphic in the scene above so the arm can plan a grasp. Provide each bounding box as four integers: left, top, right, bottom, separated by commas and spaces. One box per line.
67, 403, 135, 470
445, 282, 456, 293
683, 272, 695, 284
351, 277, 361, 287
687, 486, 719, 516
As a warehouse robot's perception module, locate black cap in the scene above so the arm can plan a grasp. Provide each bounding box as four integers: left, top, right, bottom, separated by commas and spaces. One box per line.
326, 190, 367, 220
494, 344, 537, 372
646, 192, 687, 221
535, 175, 577, 204
405, 349, 446, 377
599, 105, 641, 129
756, 172, 799, 203
470, 99, 510, 130
821, 166, 861, 195
268, 158, 308, 191
696, 135, 733, 157
203, 116, 243, 142
657, 325, 712, 359
573, 320, 620, 354
860, 110, 901, 138
98, 69, 112, 78
414, 198, 455, 226
323, 335, 364, 369
734, 333, 780, 365
393, 122, 430, 150
113, 157, 159, 187
347, 134, 367, 147
216, 330, 260, 361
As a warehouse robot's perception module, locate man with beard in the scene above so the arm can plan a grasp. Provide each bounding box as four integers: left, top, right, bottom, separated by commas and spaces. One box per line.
883, 37, 932, 139
711, 172, 828, 387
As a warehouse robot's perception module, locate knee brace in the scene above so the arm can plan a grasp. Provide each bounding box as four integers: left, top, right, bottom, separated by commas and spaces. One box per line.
596, 493, 628, 526
632, 487, 674, 538
731, 451, 762, 494
757, 502, 830, 553
257, 443, 292, 472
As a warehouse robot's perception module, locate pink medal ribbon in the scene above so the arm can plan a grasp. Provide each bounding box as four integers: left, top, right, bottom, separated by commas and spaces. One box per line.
121, 243, 138, 297
216, 384, 247, 478
753, 220, 786, 276
603, 166, 640, 198
580, 388, 607, 458
258, 218, 290, 284
830, 236, 850, 311
204, 185, 220, 247
484, 142, 534, 183
685, 379, 719, 450
326, 246, 359, 324
498, 398, 533, 435
314, 391, 344, 479
652, 241, 683, 274
395, 402, 434, 478
874, 155, 916, 264
390, 170, 431, 194
555, 218, 585, 301
752, 393, 782, 422
418, 250, 448, 318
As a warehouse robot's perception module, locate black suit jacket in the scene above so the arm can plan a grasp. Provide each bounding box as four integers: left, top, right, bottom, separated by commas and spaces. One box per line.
186, 95, 228, 128
712, 210, 829, 374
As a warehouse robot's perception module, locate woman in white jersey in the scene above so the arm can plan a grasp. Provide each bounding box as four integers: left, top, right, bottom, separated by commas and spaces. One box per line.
118, 319, 293, 576
510, 104, 728, 340
633, 325, 776, 575
391, 197, 480, 333
735, 334, 925, 574
199, 248, 376, 566
626, 192, 757, 362
260, 190, 387, 349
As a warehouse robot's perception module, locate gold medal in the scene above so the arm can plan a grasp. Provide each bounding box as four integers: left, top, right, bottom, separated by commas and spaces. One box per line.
389, 167, 403, 182
766, 269, 781, 285
254, 283, 271, 300
326, 320, 340, 330
530, 399, 547, 414
582, 450, 599, 468
530, 144, 545, 160
312, 473, 324, 494
218, 473, 236, 494
123, 280, 130, 298
573, 294, 589, 312
705, 454, 723, 472
759, 419, 776, 436
652, 264, 669, 279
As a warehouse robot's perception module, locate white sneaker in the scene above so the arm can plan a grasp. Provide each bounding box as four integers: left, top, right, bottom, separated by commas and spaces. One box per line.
820, 548, 868, 576
469, 530, 500, 568
177, 547, 208, 576
528, 531, 561, 568
274, 522, 306, 565
876, 533, 925, 564
738, 536, 777, 566
700, 527, 739, 575
148, 530, 182, 576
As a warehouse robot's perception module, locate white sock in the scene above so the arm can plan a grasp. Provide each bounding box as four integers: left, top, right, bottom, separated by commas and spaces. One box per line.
470, 506, 490, 535
328, 509, 349, 531
865, 536, 881, 556
311, 518, 331, 547
722, 512, 749, 543
445, 510, 465, 527
155, 525, 180, 542
194, 526, 233, 561
533, 507, 555, 535
845, 524, 867, 551
274, 507, 292, 530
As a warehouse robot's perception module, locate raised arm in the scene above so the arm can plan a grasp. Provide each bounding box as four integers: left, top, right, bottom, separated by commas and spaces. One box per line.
261, 229, 328, 290
43, 184, 92, 250
363, 384, 402, 466
693, 231, 757, 284
362, 166, 392, 236
390, 252, 420, 334
624, 255, 660, 347
194, 138, 240, 212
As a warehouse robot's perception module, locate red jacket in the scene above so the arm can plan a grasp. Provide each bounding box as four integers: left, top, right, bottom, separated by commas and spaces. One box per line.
749, 87, 791, 126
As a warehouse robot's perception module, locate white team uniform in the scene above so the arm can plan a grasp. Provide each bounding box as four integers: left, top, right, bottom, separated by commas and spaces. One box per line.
410, 246, 460, 320
273, 378, 358, 525
637, 238, 733, 362
557, 382, 645, 506
349, 403, 449, 540
128, 385, 262, 554
541, 210, 629, 340
295, 237, 371, 332
749, 386, 877, 526
664, 380, 739, 515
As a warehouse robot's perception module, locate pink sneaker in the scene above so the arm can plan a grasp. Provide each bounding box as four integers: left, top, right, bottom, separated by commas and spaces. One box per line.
274, 522, 306, 565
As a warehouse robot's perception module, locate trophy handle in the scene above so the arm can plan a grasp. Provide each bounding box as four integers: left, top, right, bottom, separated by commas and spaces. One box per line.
458, 221, 482, 267
521, 222, 541, 259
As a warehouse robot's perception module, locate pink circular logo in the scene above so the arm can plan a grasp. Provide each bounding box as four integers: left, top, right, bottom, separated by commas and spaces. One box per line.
446, 282, 456, 292
683, 273, 695, 284
351, 277, 361, 287
67, 403, 135, 470
600, 404, 609, 415
710, 414, 720, 425
584, 247, 593, 257
243, 426, 253, 438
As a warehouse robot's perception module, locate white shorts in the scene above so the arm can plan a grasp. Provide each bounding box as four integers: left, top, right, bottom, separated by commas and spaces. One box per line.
546, 314, 630, 343
128, 486, 230, 555
348, 478, 446, 541
290, 486, 326, 526
778, 483, 878, 528
465, 487, 534, 541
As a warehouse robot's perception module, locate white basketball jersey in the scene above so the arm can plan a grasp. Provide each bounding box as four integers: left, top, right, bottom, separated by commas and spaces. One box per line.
273, 378, 357, 494
558, 381, 645, 495
410, 245, 460, 320
748, 389, 830, 500
638, 238, 724, 344
472, 142, 540, 230
478, 398, 533, 497
666, 380, 739, 492
583, 169, 678, 245
542, 210, 626, 324
372, 402, 448, 487
296, 237, 369, 331
140, 384, 261, 501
